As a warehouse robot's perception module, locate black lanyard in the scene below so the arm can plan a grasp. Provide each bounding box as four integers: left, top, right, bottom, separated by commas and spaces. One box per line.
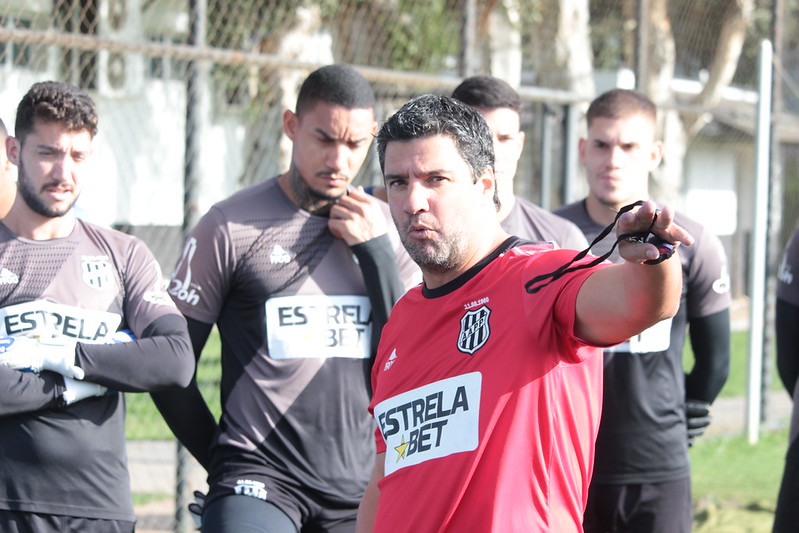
525, 200, 672, 294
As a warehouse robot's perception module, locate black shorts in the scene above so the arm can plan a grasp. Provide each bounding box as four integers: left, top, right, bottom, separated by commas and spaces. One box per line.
583, 477, 692, 533
204, 452, 359, 533
0, 510, 134, 533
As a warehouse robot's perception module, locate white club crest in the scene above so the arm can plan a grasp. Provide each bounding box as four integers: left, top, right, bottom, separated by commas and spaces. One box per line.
82, 257, 114, 290
457, 305, 491, 355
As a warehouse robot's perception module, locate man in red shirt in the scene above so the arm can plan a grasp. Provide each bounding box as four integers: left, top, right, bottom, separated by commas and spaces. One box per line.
355, 94, 693, 533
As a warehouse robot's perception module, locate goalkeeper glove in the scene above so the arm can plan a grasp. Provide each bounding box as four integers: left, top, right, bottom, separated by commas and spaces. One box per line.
62, 376, 109, 405
0, 336, 83, 380
60, 331, 133, 405
685, 399, 711, 446
188, 490, 205, 530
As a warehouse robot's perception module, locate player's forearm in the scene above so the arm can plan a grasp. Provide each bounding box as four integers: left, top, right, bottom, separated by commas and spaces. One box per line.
686, 309, 731, 403
151, 379, 218, 469
76, 313, 194, 392
577, 253, 682, 346
352, 235, 404, 356
777, 298, 799, 396
0, 366, 62, 416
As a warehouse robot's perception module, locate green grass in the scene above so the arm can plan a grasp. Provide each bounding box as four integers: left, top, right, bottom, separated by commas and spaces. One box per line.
690, 426, 786, 531
684, 329, 786, 531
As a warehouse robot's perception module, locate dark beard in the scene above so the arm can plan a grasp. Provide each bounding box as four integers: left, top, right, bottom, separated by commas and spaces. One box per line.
287, 168, 343, 217
17, 159, 77, 218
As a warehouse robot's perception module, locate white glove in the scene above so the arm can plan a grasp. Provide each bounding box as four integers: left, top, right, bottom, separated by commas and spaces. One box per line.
0, 336, 84, 380
62, 376, 108, 405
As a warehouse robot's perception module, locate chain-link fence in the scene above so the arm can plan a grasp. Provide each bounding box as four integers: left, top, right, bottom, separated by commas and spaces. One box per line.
0, 0, 796, 530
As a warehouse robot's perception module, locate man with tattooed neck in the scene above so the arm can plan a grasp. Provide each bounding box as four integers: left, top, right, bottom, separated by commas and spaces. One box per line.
154, 64, 419, 533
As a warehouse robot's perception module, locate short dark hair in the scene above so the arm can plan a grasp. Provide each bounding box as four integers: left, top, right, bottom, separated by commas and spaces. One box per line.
295, 64, 375, 117
376, 94, 495, 193
451, 75, 521, 113
14, 81, 98, 143
586, 89, 656, 127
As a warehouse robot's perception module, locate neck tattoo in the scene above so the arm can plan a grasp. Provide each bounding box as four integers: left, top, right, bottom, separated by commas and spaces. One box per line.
288, 168, 335, 217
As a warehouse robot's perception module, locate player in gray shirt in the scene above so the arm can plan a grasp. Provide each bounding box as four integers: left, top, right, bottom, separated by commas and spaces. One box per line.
154, 65, 418, 533
556, 89, 731, 533
0, 82, 193, 532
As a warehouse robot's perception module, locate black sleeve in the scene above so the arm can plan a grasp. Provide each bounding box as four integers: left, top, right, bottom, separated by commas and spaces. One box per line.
351, 234, 404, 357
0, 366, 63, 417
685, 309, 731, 403
150, 317, 218, 469
75, 313, 194, 392
777, 298, 799, 397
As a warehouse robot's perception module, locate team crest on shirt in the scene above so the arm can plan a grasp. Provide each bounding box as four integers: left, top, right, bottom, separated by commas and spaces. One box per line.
81, 256, 115, 291
457, 305, 491, 355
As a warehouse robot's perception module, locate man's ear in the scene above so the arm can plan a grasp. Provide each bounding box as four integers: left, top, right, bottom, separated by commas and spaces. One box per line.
5, 136, 20, 166
649, 140, 664, 170
478, 167, 495, 198
283, 110, 298, 141
578, 137, 587, 166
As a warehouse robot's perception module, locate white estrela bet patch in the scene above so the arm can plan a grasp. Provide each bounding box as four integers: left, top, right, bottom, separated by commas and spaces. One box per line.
264, 294, 372, 359
0, 300, 121, 342
375, 372, 481, 476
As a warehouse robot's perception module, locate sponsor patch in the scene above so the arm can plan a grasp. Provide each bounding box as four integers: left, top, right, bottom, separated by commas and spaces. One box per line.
0, 300, 121, 342
265, 294, 372, 359
375, 372, 481, 476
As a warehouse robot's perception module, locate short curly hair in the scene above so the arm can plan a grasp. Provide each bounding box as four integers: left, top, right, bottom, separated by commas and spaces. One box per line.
15, 81, 98, 143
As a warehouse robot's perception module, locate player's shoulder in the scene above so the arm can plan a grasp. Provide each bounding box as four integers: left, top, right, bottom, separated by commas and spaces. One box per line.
552, 199, 583, 217
514, 196, 565, 222
505, 239, 568, 263
78, 218, 140, 247
213, 178, 278, 213
77, 219, 156, 261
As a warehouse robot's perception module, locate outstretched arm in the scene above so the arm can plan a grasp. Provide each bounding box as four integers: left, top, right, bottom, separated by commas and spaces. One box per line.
575, 201, 694, 346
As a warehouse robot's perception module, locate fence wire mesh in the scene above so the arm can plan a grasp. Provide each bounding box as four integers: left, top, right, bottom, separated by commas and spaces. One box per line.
0, 0, 796, 530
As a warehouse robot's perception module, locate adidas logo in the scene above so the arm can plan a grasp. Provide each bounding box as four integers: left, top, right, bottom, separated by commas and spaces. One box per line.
0, 268, 19, 285
269, 245, 292, 264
